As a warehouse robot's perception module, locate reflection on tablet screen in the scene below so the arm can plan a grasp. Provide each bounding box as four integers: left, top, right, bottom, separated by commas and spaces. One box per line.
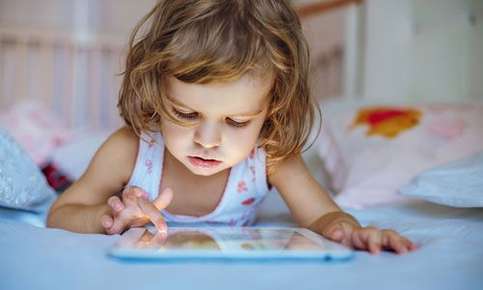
123, 227, 326, 252
163, 230, 221, 250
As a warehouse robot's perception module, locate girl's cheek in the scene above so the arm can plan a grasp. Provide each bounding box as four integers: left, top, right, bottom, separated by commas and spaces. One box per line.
225, 128, 260, 153
162, 122, 193, 141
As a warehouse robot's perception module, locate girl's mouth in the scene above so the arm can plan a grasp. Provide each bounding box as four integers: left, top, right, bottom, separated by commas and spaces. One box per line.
188, 156, 222, 168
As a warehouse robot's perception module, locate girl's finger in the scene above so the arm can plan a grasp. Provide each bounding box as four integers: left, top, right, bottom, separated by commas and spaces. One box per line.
122, 187, 148, 207
380, 230, 395, 248
130, 186, 149, 199
150, 230, 169, 247
387, 233, 407, 254
382, 230, 415, 254
326, 226, 344, 242
367, 230, 383, 255
107, 215, 129, 235
100, 214, 113, 229
137, 197, 168, 233
356, 227, 373, 247
107, 196, 124, 213
341, 223, 356, 248
402, 237, 417, 251
354, 228, 373, 251
398, 235, 417, 253
153, 188, 174, 210
130, 216, 150, 227
351, 230, 366, 250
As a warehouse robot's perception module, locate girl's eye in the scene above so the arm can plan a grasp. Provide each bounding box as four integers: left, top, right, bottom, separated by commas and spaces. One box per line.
172, 108, 249, 127
226, 118, 250, 128
173, 109, 199, 120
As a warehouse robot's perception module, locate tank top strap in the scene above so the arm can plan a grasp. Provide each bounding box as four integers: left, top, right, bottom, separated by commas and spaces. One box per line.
252, 146, 269, 196
126, 131, 163, 200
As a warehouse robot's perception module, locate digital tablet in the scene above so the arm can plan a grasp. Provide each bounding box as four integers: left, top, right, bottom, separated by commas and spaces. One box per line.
108, 226, 354, 262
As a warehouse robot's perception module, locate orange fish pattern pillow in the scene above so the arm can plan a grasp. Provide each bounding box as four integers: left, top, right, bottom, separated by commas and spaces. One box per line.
351, 107, 422, 139
317, 100, 483, 209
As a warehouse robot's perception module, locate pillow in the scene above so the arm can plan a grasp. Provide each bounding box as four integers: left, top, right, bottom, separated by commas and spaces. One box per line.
50, 130, 112, 180
316, 99, 483, 209
398, 151, 483, 207
0, 100, 72, 166
0, 128, 57, 213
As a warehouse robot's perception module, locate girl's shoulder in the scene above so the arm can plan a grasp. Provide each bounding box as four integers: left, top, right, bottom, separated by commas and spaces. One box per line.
89, 126, 140, 184
103, 126, 139, 156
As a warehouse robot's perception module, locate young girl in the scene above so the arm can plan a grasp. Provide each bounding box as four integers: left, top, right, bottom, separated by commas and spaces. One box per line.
47, 0, 416, 255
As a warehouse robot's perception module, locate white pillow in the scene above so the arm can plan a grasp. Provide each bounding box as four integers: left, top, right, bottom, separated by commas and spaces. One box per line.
50, 130, 112, 180
399, 151, 483, 207
0, 128, 56, 212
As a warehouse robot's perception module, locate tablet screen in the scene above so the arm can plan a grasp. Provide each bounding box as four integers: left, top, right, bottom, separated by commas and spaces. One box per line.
109, 227, 354, 261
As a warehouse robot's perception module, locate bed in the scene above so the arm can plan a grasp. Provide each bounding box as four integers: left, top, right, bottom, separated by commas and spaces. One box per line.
1, 196, 482, 290
1, 1, 483, 289
3, 96, 483, 290
1, 95, 483, 290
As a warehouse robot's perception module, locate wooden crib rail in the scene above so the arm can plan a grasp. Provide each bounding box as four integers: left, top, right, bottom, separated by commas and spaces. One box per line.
295, 0, 363, 19
0, 27, 126, 131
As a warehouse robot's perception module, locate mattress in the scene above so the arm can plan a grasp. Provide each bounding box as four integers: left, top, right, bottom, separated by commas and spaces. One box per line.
1, 198, 482, 290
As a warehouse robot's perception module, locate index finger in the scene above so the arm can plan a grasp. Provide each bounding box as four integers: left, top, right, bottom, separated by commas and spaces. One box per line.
137, 197, 168, 233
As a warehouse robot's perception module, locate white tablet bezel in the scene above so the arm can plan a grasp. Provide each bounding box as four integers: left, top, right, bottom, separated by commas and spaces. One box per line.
108, 226, 354, 261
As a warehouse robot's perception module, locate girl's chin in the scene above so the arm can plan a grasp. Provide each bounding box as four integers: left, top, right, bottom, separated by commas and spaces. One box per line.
188, 166, 226, 176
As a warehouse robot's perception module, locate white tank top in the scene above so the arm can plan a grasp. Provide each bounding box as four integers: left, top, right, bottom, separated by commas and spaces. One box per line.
127, 131, 270, 226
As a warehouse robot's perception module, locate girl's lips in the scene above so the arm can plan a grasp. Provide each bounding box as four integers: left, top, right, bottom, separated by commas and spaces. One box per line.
188, 156, 222, 168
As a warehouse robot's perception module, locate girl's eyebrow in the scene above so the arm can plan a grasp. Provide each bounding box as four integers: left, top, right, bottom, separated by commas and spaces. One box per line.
167, 95, 195, 111
167, 95, 265, 117
233, 109, 264, 118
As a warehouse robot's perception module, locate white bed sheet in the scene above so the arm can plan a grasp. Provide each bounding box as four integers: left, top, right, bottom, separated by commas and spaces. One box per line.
0, 198, 482, 290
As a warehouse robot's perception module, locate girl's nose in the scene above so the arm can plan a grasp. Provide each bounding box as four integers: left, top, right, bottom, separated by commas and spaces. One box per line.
193, 122, 222, 149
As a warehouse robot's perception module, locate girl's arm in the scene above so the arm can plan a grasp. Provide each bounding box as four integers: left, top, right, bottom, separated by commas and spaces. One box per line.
267, 154, 346, 228
268, 154, 416, 254
46, 127, 138, 233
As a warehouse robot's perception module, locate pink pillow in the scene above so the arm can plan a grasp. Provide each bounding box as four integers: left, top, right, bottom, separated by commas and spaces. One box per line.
317, 100, 483, 209
0, 100, 72, 166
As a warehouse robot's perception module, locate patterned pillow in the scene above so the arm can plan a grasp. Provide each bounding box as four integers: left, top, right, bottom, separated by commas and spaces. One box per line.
0, 100, 72, 166
0, 128, 56, 212
316, 100, 483, 209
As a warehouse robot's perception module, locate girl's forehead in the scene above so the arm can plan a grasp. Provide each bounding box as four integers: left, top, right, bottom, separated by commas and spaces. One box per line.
166, 75, 273, 115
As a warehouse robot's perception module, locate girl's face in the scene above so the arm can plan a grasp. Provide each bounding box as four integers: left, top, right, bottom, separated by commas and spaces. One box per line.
161, 74, 273, 176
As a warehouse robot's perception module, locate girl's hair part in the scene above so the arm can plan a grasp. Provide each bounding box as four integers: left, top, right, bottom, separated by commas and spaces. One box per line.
118, 0, 321, 168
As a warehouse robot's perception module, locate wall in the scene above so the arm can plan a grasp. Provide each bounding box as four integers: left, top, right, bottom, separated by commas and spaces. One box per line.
362, 0, 483, 101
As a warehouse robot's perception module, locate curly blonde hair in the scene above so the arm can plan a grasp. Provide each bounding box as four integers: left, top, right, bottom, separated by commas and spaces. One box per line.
118, 0, 321, 166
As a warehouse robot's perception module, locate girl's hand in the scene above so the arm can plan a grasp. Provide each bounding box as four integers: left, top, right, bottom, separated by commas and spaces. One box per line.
133, 229, 169, 249
100, 186, 173, 235
324, 221, 418, 255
